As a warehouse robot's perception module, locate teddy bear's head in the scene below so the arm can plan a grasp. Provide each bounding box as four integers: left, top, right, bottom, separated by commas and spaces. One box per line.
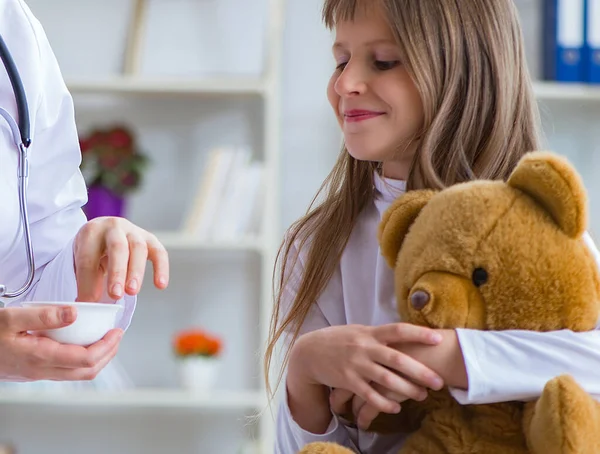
378, 152, 600, 332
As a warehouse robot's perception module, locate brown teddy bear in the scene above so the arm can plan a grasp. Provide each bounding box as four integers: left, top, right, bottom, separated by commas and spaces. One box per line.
299, 151, 600, 454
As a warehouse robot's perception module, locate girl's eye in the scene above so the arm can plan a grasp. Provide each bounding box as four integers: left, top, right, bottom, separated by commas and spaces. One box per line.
336, 62, 348, 71
375, 60, 400, 70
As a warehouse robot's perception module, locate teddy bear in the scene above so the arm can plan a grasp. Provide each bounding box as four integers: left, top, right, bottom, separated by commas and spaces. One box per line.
299, 151, 600, 454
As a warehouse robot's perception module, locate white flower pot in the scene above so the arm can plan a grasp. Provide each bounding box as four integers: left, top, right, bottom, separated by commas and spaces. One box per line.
178, 356, 221, 392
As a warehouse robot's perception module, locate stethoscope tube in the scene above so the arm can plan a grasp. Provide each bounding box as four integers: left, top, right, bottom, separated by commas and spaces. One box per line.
0, 33, 35, 298
0, 35, 30, 147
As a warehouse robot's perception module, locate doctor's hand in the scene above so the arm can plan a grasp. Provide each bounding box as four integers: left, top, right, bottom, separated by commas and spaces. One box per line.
73, 217, 169, 302
0, 305, 122, 381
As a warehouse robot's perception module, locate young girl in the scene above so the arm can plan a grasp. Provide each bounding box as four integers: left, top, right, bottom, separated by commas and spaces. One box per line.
265, 0, 600, 452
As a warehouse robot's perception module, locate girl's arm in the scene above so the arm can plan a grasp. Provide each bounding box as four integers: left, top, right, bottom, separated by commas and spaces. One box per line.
396, 330, 468, 390
401, 231, 600, 405
274, 240, 357, 453
449, 327, 600, 404
276, 338, 358, 453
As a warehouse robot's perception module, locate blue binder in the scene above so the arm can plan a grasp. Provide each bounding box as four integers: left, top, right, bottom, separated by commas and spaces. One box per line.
543, 0, 586, 82
585, 0, 600, 83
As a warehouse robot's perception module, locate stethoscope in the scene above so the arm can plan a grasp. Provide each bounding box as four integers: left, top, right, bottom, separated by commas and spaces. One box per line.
0, 34, 35, 299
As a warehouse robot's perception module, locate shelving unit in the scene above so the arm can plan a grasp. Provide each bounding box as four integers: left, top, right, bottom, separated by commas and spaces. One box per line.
153, 231, 263, 252
533, 81, 600, 102
63, 78, 600, 102
66, 76, 266, 96
0, 388, 264, 410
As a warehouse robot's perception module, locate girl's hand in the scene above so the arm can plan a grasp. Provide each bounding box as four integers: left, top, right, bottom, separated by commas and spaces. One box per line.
74, 217, 169, 301
289, 323, 445, 415
330, 385, 408, 430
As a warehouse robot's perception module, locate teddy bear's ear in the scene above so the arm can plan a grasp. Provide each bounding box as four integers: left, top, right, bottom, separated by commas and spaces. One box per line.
507, 151, 587, 238
378, 190, 436, 268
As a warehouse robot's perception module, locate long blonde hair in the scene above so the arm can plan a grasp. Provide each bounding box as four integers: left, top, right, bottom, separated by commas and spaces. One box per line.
264, 0, 542, 399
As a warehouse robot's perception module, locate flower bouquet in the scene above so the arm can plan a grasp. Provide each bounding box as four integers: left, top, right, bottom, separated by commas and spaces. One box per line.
173, 328, 223, 392
79, 125, 149, 219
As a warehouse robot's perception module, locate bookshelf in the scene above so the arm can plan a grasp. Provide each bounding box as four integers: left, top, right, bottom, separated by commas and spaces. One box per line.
65, 76, 266, 96
153, 231, 263, 252
0, 388, 264, 410
65, 78, 600, 102
533, 81, 600, 102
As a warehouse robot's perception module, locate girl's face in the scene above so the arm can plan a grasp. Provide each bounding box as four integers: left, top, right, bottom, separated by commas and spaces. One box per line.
327, 8, 424, 180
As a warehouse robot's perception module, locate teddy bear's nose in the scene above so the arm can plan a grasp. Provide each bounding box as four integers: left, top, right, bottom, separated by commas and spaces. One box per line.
410, 290, 430, 311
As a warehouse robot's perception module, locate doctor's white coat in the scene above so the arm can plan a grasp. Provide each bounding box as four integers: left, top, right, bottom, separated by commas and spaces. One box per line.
0, 0, 135, 329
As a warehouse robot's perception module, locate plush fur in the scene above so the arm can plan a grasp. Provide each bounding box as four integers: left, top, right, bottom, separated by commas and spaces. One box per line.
299, 151, 600, 454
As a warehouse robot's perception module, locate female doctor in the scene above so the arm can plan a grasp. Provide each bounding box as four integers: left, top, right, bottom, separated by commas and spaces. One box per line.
0, 0, 168, 382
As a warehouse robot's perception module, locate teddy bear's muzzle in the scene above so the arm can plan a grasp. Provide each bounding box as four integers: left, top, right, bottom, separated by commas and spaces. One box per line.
407, 271, 486, 329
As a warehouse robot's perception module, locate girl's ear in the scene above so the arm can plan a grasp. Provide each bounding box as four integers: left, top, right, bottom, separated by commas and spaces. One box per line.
508, 151, 587, 239
378, 190, 436, 268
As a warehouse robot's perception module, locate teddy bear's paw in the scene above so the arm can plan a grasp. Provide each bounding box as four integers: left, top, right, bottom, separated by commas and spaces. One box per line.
525, 374, 600, 454
298, 442, 356, 454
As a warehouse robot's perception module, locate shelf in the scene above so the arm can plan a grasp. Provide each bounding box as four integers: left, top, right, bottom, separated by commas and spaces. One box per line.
533, 81, 600, 102
155, 231, 263, 252
64, 79, 600, 102
0, 388, 265, 410
66, 76, 266, 96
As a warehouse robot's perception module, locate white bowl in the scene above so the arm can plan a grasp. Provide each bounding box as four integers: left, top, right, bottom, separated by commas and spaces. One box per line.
21, 301, 123, 347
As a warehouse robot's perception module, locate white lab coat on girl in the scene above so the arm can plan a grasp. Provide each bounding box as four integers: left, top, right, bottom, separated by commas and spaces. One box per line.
0, 0, 135, 329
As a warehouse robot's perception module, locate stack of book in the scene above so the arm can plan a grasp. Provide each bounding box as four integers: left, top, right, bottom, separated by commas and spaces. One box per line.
182, 146, 264, 241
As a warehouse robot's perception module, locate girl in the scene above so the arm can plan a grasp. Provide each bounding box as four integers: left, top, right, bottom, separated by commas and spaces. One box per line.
265, 0, 600, 452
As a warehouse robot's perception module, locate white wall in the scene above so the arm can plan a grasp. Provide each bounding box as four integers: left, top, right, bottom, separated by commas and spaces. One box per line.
279, 0, 341, 227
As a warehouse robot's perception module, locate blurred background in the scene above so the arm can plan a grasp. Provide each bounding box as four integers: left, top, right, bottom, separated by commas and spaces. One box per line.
0, 0, 598, 453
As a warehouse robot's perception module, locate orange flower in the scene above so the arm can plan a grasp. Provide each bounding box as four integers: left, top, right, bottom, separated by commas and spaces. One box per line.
173, 329, 223, 357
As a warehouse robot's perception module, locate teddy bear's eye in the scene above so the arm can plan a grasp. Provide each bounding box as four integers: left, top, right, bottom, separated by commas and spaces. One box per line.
472, 268, 488, 287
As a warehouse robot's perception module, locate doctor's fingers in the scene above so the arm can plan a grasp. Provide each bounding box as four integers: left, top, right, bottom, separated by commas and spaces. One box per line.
95, 218, 169, 297
74, 221, 169, 300
103, 227, 131, 300
74, 221, 107, 302
0, 306, 77, 332
142, 231, 169, 291
22, 328, 123, 372
122, 229, 170, 296
105, 229, 168, 299
49, 338, 121, 381
23, 337, 120, 382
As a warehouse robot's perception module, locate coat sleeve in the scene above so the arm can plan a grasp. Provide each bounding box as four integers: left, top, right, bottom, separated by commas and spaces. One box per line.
273, 236, 358, 453
0, 0, 135, 330
449, 231, 600, 404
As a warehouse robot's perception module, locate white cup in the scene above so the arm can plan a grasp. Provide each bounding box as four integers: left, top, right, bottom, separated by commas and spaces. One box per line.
21, 301, 123, 347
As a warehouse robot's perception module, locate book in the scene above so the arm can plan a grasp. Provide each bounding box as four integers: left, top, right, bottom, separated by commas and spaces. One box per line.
543, 0, 586, 82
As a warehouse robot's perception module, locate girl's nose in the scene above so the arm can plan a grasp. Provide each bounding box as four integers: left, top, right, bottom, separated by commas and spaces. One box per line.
335, 62, 368, 96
